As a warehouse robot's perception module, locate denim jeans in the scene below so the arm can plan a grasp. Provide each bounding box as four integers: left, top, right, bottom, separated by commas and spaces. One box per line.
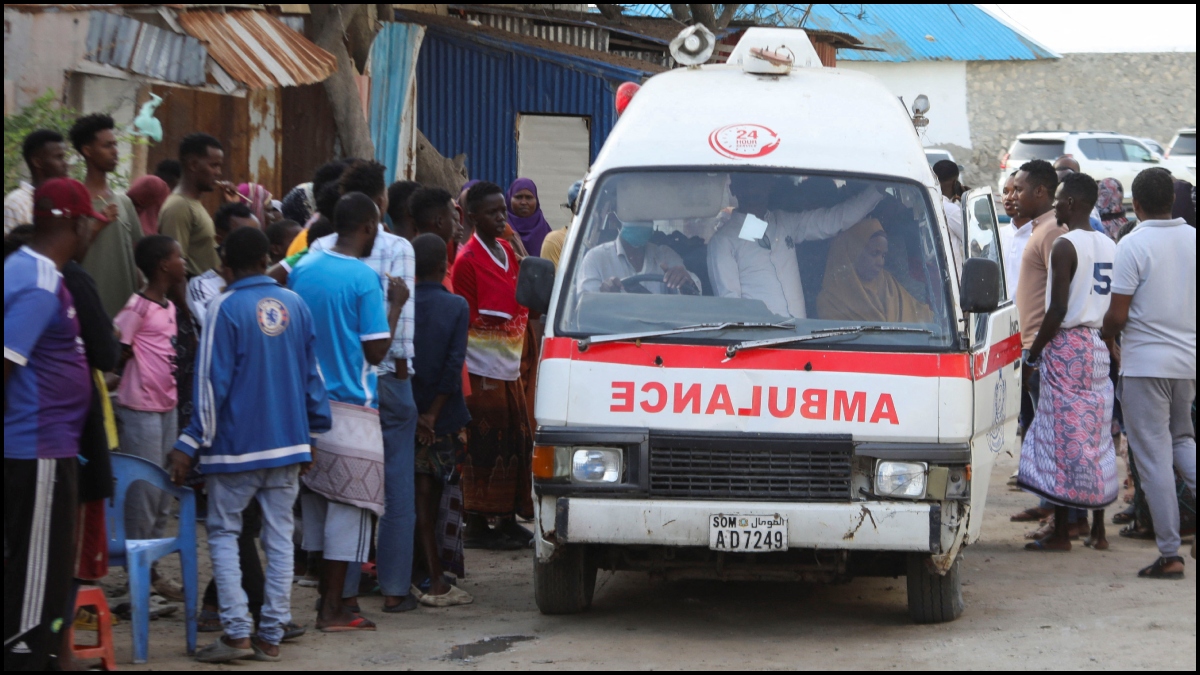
206, 465, 300, 645
373, 375, 418, 597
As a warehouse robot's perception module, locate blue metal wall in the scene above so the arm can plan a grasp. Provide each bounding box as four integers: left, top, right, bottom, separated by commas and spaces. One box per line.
416, 28, 638, 188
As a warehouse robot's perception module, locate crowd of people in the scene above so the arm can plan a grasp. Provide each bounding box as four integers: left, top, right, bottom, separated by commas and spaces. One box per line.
3, 117, 567, 667
977, 158, 1196, 577
2, 114, 1196, 669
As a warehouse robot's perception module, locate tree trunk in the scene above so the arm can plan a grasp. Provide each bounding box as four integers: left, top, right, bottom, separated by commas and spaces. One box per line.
715, 4, 740, 29
595, 4, 624, 22
312, 4, 375, 160
689, 4, 716, 31
669, 4, 691, 23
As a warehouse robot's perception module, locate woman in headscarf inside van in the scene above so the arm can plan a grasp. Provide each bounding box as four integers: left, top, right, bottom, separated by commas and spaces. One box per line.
506, 177, 553, 257
816, 218, 932, 324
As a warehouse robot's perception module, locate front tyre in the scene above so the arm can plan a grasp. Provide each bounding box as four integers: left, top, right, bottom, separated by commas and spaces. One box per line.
534, 544, 597, 615
906, 553, 964, 624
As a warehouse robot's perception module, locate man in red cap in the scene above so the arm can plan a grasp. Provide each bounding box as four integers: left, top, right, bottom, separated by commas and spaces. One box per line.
4, 178, 103, 670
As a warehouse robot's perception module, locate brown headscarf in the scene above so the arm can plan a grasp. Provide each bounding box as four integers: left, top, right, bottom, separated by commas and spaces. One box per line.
816, 218, 932, 323
127, 175, 172, 236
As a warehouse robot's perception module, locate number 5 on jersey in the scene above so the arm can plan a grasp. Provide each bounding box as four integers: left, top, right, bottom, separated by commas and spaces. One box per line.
1093, 262, 1113, 295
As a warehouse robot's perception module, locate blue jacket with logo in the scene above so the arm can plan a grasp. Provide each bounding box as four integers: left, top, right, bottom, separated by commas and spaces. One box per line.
175, 275, 331, 473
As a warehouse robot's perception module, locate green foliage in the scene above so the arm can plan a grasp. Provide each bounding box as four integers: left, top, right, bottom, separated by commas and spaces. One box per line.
4, 90, 150, 194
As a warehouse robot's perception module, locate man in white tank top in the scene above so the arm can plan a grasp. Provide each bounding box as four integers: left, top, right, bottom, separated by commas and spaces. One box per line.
1016, 173, 1119, 552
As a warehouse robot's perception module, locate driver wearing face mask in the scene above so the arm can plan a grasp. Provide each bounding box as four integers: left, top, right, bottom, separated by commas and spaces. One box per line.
577, 219, 699, 295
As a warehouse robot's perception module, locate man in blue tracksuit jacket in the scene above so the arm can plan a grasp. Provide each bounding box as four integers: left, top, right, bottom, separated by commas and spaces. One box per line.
169, 227, 330, 663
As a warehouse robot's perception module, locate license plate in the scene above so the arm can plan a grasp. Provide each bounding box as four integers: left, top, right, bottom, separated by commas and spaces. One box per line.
709, 514, 788, 552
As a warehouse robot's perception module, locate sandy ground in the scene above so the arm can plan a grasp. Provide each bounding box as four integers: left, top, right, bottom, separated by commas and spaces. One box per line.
111, 450, 1195, 670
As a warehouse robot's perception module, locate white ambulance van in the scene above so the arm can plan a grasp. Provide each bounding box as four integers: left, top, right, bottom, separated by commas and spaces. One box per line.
516, 27, 1020, 624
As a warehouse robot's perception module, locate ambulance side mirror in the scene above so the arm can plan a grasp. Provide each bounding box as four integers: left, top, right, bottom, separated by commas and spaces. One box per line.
959, 258, 1001, 314
517, 256, 555, 316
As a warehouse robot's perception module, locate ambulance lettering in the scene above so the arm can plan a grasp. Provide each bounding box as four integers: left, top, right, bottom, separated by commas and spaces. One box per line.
610, 381, 899, 424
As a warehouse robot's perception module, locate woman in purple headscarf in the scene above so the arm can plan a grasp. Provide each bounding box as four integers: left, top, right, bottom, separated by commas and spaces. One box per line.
506, 177, 553, 256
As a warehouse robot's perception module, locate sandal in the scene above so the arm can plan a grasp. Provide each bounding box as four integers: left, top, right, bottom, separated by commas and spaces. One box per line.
1011, 506, 1051, 523
1111, 505, 1135, 525
418, 584, 474, 608
1119, 524, 1155, 540
318, 615, 376, 633
1137, 555, 1184, 580
195, 637, 254, 663
250, 638, 282, 662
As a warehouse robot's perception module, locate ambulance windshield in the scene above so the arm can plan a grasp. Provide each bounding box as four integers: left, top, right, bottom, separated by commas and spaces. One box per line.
556, 170, 956, 349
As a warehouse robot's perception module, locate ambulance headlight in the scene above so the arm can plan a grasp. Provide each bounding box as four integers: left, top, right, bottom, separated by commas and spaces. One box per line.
572, 448, 622, 483
874, 461, 927, 499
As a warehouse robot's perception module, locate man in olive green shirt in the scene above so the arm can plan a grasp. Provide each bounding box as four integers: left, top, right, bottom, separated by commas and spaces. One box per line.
159, 133, 237, 277
70, 113, 144, 317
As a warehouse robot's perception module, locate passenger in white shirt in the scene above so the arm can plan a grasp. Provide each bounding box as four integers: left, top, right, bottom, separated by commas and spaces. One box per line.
1001, 171, 1032, 296
578, 220, 699, 295
706, 174, 882, 318
933, 160, 965, 275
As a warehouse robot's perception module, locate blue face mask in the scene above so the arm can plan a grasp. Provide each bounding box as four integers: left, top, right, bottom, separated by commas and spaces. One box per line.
619, 225, 654, 248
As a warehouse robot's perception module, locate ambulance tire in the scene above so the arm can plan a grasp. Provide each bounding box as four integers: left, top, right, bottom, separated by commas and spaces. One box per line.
534, 545, 597, 615
905, 552, 964, 624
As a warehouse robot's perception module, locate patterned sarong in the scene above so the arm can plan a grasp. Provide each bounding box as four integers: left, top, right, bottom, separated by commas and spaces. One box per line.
302, 401, 386, 516
1017, 326, 1118, 508
461, 375, 534, 518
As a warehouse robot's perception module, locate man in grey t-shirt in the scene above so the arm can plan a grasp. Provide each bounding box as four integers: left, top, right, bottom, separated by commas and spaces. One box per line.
1102, 167, 1196, 580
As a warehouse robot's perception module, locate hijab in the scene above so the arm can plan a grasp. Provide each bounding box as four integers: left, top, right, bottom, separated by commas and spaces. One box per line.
1096, 178, 1127, 240
127, 175, 171, 236
506, 177, 552, 256
816, 218, 932, 324
238, 183, 271, 225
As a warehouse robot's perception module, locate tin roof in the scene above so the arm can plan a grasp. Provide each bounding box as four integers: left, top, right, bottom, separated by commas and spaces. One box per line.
620, 4, 1059, 62
85, 10, 208, 85
177, 9, 336, 89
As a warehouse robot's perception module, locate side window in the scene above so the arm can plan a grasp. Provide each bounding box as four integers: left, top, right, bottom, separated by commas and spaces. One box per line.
962, 188, 1006, 302
1077, 139, 1102, 160
1122, 141, 1153, 163
1098, 140, 1125, 162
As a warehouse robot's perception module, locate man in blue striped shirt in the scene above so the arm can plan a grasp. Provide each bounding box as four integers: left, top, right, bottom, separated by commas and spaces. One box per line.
170, 227, 331, 662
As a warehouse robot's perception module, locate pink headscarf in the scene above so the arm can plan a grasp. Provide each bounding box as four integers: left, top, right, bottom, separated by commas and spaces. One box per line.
237, 182, 271, 225
127, 175, 172, 236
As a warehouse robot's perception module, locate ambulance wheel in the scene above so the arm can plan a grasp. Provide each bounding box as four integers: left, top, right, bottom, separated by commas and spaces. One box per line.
534, 545, 597, 615
906, 553, 964, 624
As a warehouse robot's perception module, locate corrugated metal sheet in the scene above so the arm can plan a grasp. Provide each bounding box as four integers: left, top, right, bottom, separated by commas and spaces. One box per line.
85, 11, 208, 85
468, 12, 610, 52
416, 28, 628, 189
620, 4, 1059, 62
177, 9, 336, 89
610, 49, 673, 68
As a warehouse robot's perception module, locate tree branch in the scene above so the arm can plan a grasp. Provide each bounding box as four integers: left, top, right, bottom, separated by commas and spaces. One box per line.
311, 4, 375, 160
669, 4, 691, 23
689, 4, 716, 31
596, 4, 625, 22
715, 4, 740, 29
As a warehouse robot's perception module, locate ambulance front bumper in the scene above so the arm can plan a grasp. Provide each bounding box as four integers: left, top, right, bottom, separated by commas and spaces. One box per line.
547, 497, 939, 552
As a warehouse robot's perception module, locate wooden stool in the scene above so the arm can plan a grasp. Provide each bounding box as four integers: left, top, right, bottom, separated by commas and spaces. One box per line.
68, 585, 117, 671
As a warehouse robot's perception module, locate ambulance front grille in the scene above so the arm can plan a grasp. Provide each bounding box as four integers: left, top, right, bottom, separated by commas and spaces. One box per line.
648, 442, 853, 501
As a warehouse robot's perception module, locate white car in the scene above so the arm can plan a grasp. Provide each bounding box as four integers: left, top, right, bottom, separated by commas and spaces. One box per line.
1166, 128, 1196, 180
997, 131, 1193, 201
924, 148, 956, 168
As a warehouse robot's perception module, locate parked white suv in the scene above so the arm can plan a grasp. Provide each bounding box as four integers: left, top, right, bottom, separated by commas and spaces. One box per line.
1166, 128, 1196, 180
997, 131, 1193, 202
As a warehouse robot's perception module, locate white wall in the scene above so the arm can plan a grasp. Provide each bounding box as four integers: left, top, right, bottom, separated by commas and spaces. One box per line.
839, 60, 972, 151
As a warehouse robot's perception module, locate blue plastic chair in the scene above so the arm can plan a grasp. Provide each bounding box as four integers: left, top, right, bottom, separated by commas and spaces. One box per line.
105, 454, 198, 664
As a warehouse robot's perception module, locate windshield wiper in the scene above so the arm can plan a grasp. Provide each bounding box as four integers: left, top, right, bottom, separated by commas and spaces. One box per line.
725, 325, 934, 358
580, 321, 795, 349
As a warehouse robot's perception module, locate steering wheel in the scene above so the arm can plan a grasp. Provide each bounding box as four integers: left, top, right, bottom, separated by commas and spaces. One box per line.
620, 273, 673, 294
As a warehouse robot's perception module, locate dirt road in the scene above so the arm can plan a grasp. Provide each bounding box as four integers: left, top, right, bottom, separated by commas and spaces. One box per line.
122, 451, 1195, 670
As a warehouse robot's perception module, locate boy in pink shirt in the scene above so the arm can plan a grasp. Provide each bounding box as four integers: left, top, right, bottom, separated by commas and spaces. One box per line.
114, 235, 186, 596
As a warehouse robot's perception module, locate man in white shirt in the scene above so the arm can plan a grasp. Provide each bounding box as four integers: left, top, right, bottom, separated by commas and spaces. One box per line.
1102, 167, 1197, 580
707, 174, 882, 318
4, 130, 69, 235
186, 202, 259, 333
1000, 171, 1032, 297
578, 220, 698, 295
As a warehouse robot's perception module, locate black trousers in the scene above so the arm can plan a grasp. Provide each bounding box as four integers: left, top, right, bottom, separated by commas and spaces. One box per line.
203, 499, 265, 620
4, 458, 78, 671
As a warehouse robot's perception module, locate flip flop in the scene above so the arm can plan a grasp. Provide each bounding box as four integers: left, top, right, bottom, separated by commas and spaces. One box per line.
318, 615, 377, 633
1083, 537, 1109, 551
1024, 539, 1070, 552
418, 585, 474, 608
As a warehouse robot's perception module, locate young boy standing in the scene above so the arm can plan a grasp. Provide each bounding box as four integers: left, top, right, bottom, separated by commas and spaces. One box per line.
410, 234, 473, 607
114, 235, 187, 597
